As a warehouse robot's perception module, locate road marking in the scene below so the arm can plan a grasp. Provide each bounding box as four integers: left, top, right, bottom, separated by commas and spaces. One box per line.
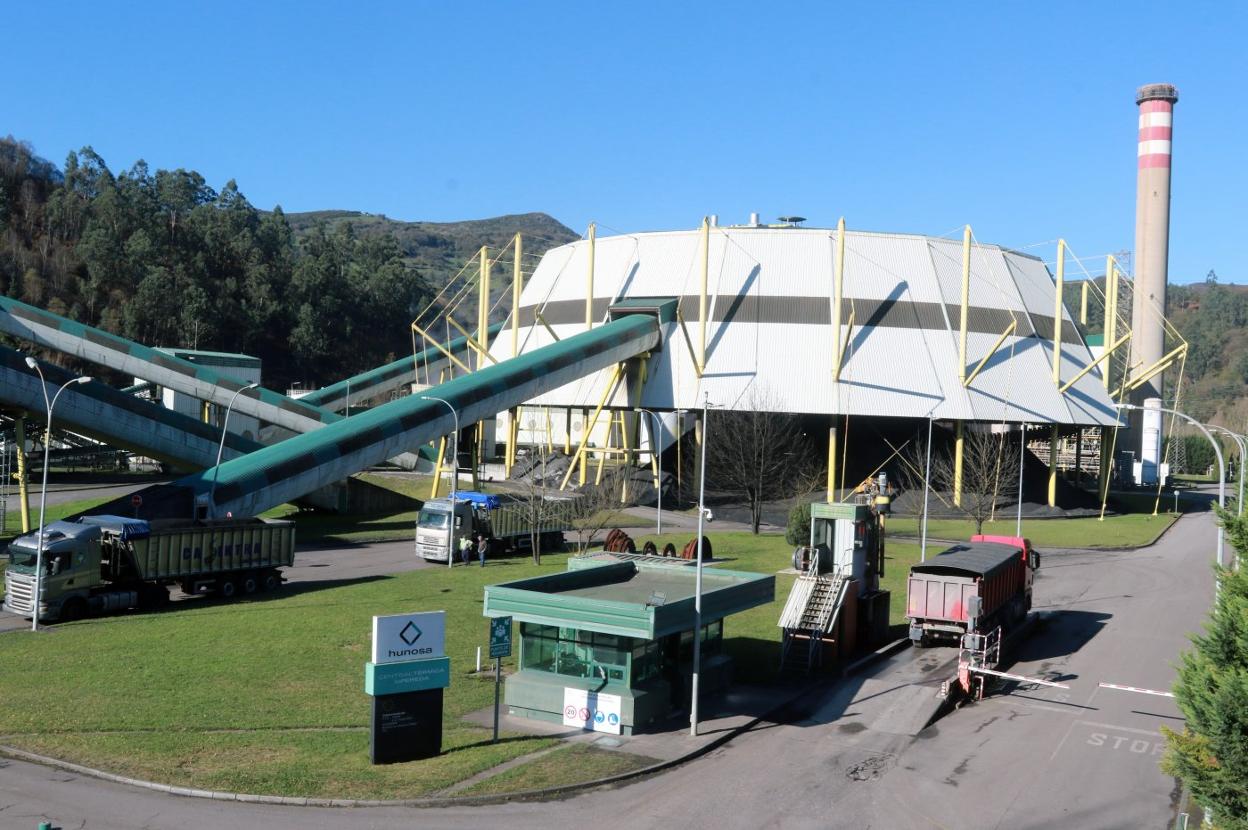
1078, 720, 1164, 738
1099, 682, 1174, 698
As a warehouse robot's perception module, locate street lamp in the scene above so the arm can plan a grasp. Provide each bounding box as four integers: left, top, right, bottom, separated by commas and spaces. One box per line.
1206, 426, 1246, 517
633, 407, 685, 536
210, 382, 259, 519
422, 396, 459, 570
691, 393, 713, 737
23, 356, 91, 631
1116, 403, 1226, 587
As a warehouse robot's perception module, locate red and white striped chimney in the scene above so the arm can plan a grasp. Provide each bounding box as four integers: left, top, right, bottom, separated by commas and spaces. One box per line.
1130, 83, 1178, 397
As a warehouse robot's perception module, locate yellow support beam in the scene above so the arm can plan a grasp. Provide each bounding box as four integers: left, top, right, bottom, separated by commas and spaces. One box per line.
1104, 256, 1119, 390
410, 321, 473, 374
1080, 280, 1089, 326
953, 420, 965, 508
1047, 424, 1059, 507
959, 226, 971, 382
1059, 331, 1132, 394
1053, 239, 1065, 386
446, 317, 498, 365
15, 416, 30, 533
512, 233, 522, 359
430, 436, 447, 499
963, 320, 1018, 388
835, 308, 855, 382
533, 311, 560, 342
699, 217, 709, 374
826, 422, 838, 503
559, 364, 625, 490
478, 245, 491, 369
1126, 344, 1188, 393
676, 309, 702, 377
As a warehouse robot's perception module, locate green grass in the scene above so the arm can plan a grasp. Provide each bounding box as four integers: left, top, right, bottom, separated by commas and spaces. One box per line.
885, 511, 1178, 549
0, 528, 919, 798
1, 496, 113, 544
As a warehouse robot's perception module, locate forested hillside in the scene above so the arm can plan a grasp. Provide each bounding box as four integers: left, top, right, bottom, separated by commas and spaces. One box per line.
0, 137, 577, 391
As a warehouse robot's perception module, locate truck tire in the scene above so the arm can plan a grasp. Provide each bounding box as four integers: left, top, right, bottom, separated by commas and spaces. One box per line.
241, 573, 259, 595
60, 597, 88, 623
261, 571, 281, 592
218, 579, 238, 599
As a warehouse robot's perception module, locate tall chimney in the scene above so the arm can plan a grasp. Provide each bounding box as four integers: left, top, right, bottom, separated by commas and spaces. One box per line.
1131, 83, 1178, 487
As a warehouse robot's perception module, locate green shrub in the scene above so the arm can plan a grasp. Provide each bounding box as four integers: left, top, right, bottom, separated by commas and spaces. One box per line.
785, 502, 810, 546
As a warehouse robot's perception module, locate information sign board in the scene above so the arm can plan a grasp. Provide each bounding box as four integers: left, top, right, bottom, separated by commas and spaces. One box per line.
370, 688, 443, 763
489, 616, 512, 659
562, 687, 622, 735
371, 611, 445, 664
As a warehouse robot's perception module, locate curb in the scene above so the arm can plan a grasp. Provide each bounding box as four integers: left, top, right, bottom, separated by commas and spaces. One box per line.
0, 655, 889, 808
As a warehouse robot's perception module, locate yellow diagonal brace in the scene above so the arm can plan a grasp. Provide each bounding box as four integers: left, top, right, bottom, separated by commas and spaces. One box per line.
963, 320, 1018, 388
410, 321, 472, 374
1126, 344, 1188, 392
834, 308, 855, 382
446, 317, 498, 365
534, 311, 561, 341
559, 364, 625, 490
1059, 331, 1131, 394
676, 309, 703, 378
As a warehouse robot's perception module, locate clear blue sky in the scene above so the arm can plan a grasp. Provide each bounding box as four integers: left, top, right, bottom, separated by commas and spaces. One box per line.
6, 1, 1244, 284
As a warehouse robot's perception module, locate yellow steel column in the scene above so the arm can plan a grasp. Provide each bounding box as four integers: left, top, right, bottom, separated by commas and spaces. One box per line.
1080, 280, 1089, 326
512, 233, 522, 358
1099, 425, 1112, 501
833, 217, 846, 381
1048, 424, 1060, 507
15, 416, 31, 533
676, 411, 683, 498
1104, 256, 1118, 391
954, 420, 965, 508
959, 226, 971, 382
586, 223, 596, 332
826, 422, 838, 503
1053, 239, 1065, 385
478, 245, 491, 368
430, 437, 447, 499
699, 217, 709, 374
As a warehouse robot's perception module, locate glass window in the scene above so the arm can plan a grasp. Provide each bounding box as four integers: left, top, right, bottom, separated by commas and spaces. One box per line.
417, 510, 449, 530
518, 626, 635, 682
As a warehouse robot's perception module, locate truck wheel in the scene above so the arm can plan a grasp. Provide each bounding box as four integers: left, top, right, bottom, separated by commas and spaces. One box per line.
241, 574, 259, 595
218, 579, 238, 599
261, 571, 281, 592
60, 598, 88, 623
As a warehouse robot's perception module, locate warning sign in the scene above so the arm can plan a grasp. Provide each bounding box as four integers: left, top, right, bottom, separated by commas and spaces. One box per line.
561, 687, 622, 735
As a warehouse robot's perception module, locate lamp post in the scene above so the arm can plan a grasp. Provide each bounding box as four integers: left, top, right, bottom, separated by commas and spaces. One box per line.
690, 393, 712, 737
633, 407, 684, 536
1116, 403, 1225, 587
1207, 426, 1246, 517
1016, 423, 1027, 537
422, 396, 459, 570
920, 415, 933, 562
23, 357, 91, 631
210, 382, 259, 519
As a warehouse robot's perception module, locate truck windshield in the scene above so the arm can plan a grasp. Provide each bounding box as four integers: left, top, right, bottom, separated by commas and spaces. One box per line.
417, 510, 449, 530
6, 543, 38, 570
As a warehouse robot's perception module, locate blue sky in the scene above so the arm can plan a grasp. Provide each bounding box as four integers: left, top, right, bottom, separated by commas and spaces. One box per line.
6, 1, 1244, 283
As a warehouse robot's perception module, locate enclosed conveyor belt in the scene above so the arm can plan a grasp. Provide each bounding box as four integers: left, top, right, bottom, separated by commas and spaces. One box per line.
301, 323, 504, 412
0, 347, 262, 470
175, 310, 663, 519
0, 295, 337, 434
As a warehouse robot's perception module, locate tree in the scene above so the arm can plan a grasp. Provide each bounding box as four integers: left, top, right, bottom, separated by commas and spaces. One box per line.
1163, 509, 1248, 828
929, 425, 1020, 534
567, 481, 624, 554
701, 386, 818, 534
509, 455, 571, 565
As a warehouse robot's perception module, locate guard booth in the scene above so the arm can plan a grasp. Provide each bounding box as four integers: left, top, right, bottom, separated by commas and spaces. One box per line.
483, 555, 774, 734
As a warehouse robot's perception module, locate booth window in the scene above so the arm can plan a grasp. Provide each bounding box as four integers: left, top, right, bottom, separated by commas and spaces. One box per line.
520, 624, 631, 682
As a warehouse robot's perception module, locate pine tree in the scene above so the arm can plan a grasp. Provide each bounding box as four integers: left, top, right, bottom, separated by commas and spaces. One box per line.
1163, 509, 1248, 828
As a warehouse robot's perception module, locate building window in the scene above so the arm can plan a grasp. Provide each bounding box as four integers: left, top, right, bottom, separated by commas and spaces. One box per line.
519, 623, 631, 683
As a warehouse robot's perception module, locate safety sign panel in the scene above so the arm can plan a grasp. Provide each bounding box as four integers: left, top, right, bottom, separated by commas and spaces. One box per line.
562, 687, 622, 735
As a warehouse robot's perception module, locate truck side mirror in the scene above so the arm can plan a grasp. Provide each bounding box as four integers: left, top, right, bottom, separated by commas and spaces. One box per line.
454, 516, 462, 528
1031, 551, 1040, 571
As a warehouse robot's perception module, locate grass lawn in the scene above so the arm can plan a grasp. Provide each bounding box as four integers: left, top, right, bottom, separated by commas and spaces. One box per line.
454, 744, 660, 796
884, 511, 1179, 549
1, 496, 113, 545
0, 527, 921, 799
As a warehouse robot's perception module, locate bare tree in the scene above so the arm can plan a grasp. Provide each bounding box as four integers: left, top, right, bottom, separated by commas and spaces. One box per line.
509, 455, 574, 565
567, 481, 624, 554
701, 386, 818, 534
929, 425, 1021, 534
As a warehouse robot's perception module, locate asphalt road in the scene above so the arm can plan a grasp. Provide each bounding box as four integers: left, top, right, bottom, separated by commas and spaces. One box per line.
1, 511, 1213, 829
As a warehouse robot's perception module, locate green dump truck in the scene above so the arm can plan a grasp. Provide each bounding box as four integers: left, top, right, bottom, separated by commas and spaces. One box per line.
3, 515, 296, 622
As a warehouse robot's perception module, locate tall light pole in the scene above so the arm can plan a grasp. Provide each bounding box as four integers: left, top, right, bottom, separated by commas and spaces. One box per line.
633, 407, 684, 536
422, 396, 459, 570
1116, 403, 1225, 587
210, 382, 259, 518
1016, 423, 1027, 537
23, 356, 91, 631
691, 393, 712, 736
1207, 426, 1246, 517
920, 415, 933, 562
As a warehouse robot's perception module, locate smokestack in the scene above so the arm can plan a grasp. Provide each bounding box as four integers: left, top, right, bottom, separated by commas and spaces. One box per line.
1131, 82, 1178, 486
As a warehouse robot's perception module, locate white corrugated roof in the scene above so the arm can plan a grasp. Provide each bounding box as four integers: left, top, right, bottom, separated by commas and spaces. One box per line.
488, 226, 1117, 426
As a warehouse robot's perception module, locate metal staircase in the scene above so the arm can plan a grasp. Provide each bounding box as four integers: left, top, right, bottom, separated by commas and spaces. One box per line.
778, 572, 850, 673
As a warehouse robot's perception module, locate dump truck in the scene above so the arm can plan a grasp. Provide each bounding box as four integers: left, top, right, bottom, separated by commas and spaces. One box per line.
415, 491, 572, 563
905, 534, 1039, 647
3, 515, 296, 622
